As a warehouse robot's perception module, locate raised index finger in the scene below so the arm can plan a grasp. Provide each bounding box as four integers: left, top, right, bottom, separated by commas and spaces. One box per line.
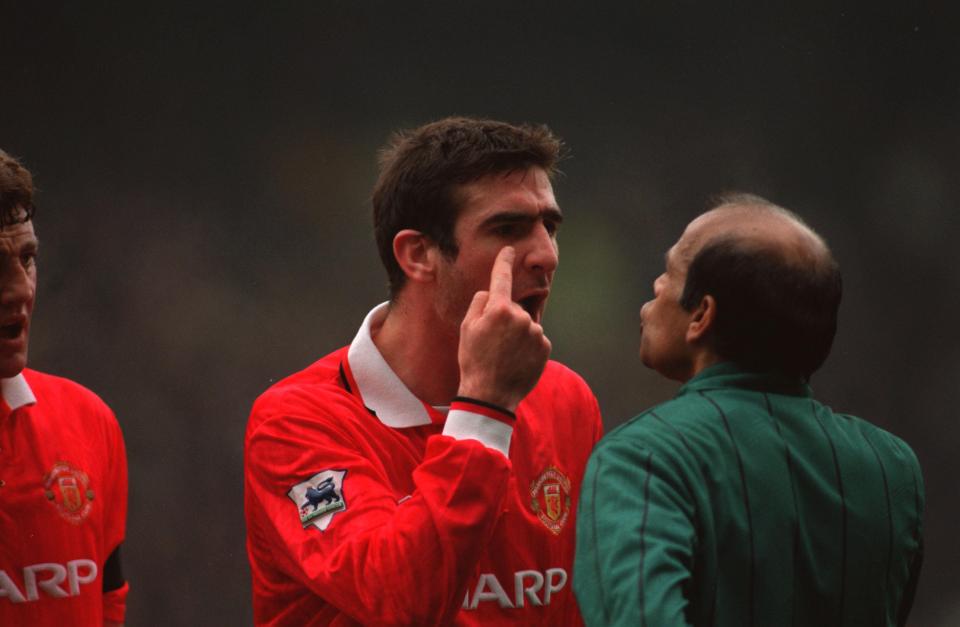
487, 246, 515, 304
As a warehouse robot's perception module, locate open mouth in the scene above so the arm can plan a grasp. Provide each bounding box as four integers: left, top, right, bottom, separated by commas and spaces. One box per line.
0, 321, 23, 340
517, 294, 546, 321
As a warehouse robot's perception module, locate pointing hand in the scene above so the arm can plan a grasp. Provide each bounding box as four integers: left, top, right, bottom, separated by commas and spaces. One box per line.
457, 246, 551, 411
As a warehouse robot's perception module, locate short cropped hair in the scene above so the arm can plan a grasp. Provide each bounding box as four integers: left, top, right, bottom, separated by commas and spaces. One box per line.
0, 149, 36, 227
679, 207, 843, 379
372, 117, 562, 296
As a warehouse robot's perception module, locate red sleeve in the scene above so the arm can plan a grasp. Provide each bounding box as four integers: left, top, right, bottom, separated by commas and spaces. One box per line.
245, 398, 514, 626
586, 385, 604, 446
102, 582, 129, 624
101, 407, 129, 624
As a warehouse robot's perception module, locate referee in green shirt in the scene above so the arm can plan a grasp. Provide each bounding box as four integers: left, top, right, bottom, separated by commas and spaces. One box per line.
574, 194, 924, 627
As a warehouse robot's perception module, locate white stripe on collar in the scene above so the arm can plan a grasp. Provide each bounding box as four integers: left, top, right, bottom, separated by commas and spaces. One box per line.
2, 372, 37, 412
347, 302, 434, 429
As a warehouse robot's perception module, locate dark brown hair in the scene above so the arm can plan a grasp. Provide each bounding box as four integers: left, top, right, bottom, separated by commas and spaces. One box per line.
0, 149, 36, 227
372, 116, 562, 296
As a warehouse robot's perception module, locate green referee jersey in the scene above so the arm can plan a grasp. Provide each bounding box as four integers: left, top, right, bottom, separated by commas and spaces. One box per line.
574, 362, 924, 627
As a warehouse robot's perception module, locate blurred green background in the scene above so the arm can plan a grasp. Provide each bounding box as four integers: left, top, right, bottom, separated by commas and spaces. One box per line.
3, 2, 957, 624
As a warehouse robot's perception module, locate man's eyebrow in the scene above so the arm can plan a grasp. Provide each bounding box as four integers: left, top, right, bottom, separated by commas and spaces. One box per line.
543, 207, 564, 223
481, 208, 564, 227
0, 236, 38, 254
16, 238, 39, 253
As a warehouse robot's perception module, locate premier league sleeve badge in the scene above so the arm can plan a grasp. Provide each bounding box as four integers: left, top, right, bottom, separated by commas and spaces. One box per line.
287, 469, 347, 531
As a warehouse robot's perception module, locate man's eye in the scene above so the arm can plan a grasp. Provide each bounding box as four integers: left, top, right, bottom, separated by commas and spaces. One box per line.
544, 221, 560, 236
22, 252, 37, 267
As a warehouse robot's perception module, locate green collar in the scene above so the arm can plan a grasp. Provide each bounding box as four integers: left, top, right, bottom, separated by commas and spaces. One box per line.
677, 362, 813, 398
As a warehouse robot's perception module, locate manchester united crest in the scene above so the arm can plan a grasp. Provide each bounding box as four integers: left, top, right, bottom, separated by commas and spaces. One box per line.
44, 461, 94, 524
530, 466, 572, 535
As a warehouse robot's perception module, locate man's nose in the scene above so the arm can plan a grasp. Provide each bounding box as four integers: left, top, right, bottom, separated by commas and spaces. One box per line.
523, 224, 559, 274
0, 263, 34, 307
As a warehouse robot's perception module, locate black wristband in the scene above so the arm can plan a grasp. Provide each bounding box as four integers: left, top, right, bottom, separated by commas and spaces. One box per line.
451, 396, 517, 421
102, 545, 125, 592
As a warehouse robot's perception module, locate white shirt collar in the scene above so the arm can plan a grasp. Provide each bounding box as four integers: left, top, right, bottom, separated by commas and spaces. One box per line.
1, 372, 37, 417
346, 302, 438, 429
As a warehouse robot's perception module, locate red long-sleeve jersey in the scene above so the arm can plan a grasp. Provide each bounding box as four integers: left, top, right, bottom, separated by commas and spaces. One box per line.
0, 369, 128, 625
244, 304, 603, 626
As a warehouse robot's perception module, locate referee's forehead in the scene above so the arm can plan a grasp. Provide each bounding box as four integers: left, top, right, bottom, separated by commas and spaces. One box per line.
673, 213, 718, 267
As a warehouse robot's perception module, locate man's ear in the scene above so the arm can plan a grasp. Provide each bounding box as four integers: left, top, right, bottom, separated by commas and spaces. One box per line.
686, 294, 716, 344
393, 229, 438, 284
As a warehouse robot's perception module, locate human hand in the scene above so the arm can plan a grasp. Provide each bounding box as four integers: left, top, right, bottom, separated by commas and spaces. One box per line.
456, 246, 551, 411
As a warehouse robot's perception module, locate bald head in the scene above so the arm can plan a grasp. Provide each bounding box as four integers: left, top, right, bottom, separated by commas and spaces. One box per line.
678, 199, 833, 277
677, 195, 842, 379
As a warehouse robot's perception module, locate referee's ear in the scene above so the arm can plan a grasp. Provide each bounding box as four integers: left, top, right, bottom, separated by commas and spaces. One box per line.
686, 294, 716, 346
393, 229, 437, 285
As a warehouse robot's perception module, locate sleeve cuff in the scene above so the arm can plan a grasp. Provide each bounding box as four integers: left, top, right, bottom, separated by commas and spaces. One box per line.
443, 400, 514, 457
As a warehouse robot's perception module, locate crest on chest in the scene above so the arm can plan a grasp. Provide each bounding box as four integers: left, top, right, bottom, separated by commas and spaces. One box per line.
43, 461, 94, 525
529, 466, 571, 535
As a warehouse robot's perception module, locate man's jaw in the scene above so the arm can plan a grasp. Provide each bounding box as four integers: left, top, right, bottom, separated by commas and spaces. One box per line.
0, 315, 30, 378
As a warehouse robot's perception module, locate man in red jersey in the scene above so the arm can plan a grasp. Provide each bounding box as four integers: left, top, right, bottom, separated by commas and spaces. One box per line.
0, 149, 128, 626
244, 117, 603, 625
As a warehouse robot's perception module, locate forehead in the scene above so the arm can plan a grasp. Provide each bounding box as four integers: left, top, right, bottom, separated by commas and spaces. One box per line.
455, 167, 557, 224
666, 221, 704, 271
667, 209, 735, 272
0, 220, 37, 249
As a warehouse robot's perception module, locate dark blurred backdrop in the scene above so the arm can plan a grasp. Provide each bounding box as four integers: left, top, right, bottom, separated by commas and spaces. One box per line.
2, 2, 958, 625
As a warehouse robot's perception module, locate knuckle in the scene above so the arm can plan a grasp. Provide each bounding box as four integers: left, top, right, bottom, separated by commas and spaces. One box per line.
488, 302, 515, 320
